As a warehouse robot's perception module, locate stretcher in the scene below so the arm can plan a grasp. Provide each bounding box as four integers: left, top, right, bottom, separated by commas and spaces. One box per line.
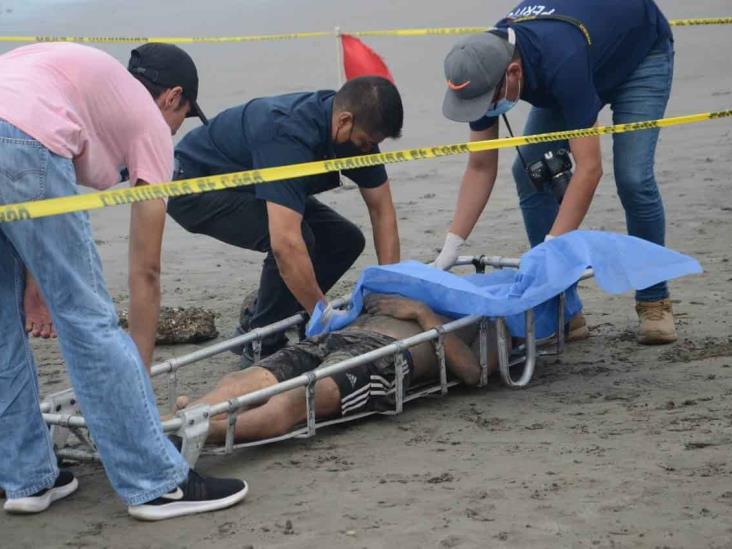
41, 254, 593, 466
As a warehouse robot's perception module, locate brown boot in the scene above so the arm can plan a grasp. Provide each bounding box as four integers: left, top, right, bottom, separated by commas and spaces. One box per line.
636, 298, 677, 345
566, 312, 590, 342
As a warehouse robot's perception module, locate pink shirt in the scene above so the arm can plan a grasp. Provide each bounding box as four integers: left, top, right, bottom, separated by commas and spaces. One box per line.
0, 43, 173, 190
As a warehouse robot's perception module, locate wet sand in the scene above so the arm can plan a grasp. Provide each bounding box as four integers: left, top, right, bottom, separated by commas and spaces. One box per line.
2, 0, 732, 547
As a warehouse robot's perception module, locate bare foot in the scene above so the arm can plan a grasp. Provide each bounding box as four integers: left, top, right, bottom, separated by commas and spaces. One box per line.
176, 395, 190, 411
24, 274, 56, 339
160, 396, 190, 421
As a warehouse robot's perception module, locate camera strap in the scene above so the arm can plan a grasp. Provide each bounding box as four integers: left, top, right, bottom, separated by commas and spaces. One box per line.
501, 114, 529, 170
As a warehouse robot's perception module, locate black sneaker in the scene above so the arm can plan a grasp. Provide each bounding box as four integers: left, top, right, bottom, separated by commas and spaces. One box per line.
230, 291, 259, 356
238, 290, 258, 329
238, 343, 257, 369
168, 434, 183, 453
127, 470, 248, 521
3, 470, 78, 514
229, 324, 249, 357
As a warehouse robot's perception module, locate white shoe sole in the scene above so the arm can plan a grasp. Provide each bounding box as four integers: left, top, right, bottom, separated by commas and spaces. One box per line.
128, 481, 248, 521
4, 477, 79, 514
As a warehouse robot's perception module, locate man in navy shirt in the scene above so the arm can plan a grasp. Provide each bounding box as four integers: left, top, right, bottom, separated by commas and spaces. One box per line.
434, 0, 677, 345
168, 77, 403, 362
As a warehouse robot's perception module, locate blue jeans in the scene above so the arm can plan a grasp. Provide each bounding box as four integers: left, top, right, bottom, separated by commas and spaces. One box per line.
512, 39, 675, 302
0, 120, 188, 505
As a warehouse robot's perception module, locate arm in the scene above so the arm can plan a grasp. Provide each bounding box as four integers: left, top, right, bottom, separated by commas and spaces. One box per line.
449, 123, 500, 239
415, 306, 482, 386
545, 45, 604, 236
364, 295, 481, 386
548, 129, 603, 236
267, 201, 325, 314
359, 181, 400, 264
128, 182, 166, 370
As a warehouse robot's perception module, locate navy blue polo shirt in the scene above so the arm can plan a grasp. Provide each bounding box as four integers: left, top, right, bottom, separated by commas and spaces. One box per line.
470, 0, 672, 132
175, 91, 388, 214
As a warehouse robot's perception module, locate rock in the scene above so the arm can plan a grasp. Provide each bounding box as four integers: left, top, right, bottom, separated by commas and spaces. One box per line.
119, 306, 218, 344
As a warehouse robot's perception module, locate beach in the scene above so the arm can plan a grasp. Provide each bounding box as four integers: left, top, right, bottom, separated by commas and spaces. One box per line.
1, 0, 731, 547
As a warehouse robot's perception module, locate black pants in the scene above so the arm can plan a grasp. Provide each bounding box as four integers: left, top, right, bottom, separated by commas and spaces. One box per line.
168, 184, 365, 352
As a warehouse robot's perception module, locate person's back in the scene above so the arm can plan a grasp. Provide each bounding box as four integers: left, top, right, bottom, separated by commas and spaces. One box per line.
174, 91, 333, 177
491, 0, 672, 129
0, 42, 173, 188
501, 0, 670, 89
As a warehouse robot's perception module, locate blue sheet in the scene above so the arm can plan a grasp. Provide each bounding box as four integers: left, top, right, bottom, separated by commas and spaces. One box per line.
306, 231, 702, 338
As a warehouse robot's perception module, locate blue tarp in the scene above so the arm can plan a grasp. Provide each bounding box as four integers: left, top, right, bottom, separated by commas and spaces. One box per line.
306, 231, 703, 338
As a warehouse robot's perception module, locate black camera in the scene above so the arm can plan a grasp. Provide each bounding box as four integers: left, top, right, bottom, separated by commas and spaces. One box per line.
527, 149, 573, 203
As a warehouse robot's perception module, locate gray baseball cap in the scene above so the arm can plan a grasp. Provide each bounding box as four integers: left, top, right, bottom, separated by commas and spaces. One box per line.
442, 28, 516, 123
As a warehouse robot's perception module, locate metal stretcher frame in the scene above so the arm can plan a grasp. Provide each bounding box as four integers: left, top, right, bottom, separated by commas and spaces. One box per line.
42, 254, 594, 466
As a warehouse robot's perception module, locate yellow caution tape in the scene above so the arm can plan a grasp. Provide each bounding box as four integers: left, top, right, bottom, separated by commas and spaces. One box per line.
0, 18, 730, 44
350, 27, 491, 38
0, 32, 335, 44
669, 17, 732, 26
0, 109, 729, 224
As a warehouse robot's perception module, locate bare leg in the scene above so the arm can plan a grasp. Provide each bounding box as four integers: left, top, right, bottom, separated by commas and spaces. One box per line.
194, 366, 278, 406
206, 378, 342, 443
172, 366, 279, 422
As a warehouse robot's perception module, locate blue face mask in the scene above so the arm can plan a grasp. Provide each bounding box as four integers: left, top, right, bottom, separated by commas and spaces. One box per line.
485, 72, 521, 118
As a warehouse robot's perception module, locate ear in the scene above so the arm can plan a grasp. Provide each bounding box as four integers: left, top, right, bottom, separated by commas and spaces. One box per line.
158, 86, 185, 112
169, 86, 186, 110
506, 61, 521, 78
337, 111, 354, 128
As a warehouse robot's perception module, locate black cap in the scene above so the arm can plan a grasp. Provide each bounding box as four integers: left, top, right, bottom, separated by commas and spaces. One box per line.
128, 43, 208, 125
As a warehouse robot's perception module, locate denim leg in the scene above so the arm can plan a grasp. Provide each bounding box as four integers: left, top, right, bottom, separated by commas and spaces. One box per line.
512, 108, 569, 247
610, 39, 675, 302
0, 232, 59, 498
0, 121, 188, 505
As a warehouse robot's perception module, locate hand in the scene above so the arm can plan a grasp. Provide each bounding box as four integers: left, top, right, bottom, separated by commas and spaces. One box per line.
306, 299, 351, 337
364, 294, 428, 321
431, 232, 464, 270
319, 300, 350, 324
24, 275, 56, 339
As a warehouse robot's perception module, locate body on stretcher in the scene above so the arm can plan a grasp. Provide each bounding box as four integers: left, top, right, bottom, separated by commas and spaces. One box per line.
42, 254, 587, 467
43, 229, 704, 466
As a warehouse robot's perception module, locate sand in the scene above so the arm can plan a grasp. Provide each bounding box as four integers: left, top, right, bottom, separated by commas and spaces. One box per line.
1, 0, 731, 547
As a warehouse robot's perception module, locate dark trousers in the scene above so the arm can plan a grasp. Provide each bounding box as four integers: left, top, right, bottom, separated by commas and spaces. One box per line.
168, 188, 365, 351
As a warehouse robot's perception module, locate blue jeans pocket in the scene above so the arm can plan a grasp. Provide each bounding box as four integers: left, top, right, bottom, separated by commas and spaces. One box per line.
0, 137, 49, 204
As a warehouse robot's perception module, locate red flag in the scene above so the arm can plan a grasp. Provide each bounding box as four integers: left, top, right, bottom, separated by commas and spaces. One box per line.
341, 34, 394, 83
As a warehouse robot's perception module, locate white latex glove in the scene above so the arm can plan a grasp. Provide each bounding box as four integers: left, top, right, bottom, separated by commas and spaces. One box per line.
319, 301, 349, 324
544, 234, 556, 242
431, 232, 465, 270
